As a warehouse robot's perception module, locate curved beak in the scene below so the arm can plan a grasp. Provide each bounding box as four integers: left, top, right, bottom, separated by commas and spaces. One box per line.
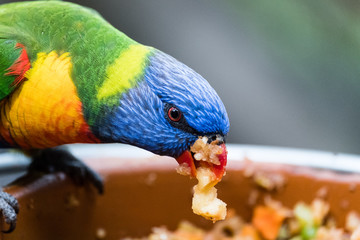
175, 134, 227, 182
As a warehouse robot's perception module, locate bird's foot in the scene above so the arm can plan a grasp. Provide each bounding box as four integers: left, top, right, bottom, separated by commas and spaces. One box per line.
28, 148, 104, 194
0, 190, 18, 233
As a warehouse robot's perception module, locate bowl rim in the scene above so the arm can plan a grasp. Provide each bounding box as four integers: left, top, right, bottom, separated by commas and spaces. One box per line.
0, 144, 360, 173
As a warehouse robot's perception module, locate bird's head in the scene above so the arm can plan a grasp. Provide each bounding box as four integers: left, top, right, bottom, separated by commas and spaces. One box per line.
95, 46, 229, 180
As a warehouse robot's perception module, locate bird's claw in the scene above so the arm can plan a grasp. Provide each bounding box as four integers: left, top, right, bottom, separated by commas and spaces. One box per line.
62, 159, 104, 194
0, 191, 18, 233
29, 148, 104, 194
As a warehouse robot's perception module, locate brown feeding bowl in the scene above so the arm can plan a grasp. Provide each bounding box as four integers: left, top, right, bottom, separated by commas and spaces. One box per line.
1, 144, 360, 239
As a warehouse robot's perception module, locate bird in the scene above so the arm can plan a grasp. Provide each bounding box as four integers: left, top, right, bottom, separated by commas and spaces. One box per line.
0, 0, 230, 233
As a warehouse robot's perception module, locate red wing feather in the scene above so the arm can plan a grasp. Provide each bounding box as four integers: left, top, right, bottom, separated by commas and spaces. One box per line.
5, 43, 31, 87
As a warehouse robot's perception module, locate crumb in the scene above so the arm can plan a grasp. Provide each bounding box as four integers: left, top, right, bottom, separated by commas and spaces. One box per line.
243, 165, 256, 178
247, 190, 259, 206
149, 227, 173, 240
226, 209, 237, 219
175, 163, 191, 176
253, 172, 285, 191
311, 198, 330, 225
264, 196, 292, 218
340, 199, 349, 210
349, 184, 357, 192
346, 211, 360, 232
27, 198, 34, 210
351, 227, 360, 240
175, 221, 205, 239
144, 172, 157, 186
316, 227, 344, 240
190, 136, 222, 165
326, 217, 337, 228
96, 228, 106, 239
210, 214, 243, 238
288, 218, 301, 235
316, 186, 328, 199
65, 193, 80, 209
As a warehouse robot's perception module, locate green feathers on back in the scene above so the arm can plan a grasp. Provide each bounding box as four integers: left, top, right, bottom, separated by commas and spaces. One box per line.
0, 1, 104, 59
0, 1, 139, 124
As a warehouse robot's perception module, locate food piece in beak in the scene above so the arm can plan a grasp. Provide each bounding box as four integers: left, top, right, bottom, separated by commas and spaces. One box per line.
192, 167, 227, 222
175, 150, 197, 177
175, 136, 228, 222
175, 139, 227, 181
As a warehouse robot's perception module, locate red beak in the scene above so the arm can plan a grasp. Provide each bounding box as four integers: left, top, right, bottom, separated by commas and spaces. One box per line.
175, 143, 227, 181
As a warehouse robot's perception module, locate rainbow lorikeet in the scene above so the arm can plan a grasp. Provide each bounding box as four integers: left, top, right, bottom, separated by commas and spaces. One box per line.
0, 1, 230, 233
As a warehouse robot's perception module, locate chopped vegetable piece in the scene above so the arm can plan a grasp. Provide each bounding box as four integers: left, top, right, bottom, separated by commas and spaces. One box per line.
175, 221, 205, 240
239, 224, 261, 240
351, 227, 360, 240
346, 211, 360, 232
301, 225, 317, 240
311, 199, 329, 226
252, 205, 286, 240
294, 202, 314, 227
315, 227, 344, 240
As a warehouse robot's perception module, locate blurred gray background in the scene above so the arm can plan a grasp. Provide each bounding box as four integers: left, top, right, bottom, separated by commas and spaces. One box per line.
2, 0, 360, 154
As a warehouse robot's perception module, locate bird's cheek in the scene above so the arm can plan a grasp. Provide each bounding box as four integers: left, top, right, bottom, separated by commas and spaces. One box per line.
175, 143, 227, 182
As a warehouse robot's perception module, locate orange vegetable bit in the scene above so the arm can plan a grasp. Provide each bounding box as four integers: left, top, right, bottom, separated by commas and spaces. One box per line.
239, 224, 261, 240
252, 206, 286, 240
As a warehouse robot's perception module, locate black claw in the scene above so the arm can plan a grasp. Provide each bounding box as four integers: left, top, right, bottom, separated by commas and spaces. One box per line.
0, 191, 18, 233
29, 148, 104, 194
2, 220, 16, 234
89, 173, 104, 194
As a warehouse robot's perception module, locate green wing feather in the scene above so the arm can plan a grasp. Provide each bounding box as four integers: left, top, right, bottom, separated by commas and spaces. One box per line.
0, 1, 139, 124
0, 2, 41, 100
0, 37, 25, 100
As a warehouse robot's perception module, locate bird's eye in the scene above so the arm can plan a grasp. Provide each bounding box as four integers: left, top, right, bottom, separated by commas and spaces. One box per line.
168, 107, 182, 122
164, 103, 198, 134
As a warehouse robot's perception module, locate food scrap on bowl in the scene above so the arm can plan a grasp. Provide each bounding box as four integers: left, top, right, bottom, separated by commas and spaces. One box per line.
128, 197, 360, 240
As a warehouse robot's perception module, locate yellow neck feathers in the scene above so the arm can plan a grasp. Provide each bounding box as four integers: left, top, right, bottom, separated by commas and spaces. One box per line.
97, 44, 151, 102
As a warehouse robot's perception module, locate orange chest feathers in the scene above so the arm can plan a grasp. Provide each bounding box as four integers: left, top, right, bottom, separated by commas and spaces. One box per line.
0, 51, 99, 149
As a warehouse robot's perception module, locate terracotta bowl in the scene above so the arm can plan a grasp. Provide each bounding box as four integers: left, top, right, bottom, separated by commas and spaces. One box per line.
1, 144, 360, 239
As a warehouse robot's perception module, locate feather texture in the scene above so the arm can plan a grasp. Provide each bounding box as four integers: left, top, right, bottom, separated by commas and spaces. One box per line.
0, 1, 229, 158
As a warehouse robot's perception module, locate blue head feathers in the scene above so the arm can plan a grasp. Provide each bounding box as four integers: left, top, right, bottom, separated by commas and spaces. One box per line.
95, 49, 230, 157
